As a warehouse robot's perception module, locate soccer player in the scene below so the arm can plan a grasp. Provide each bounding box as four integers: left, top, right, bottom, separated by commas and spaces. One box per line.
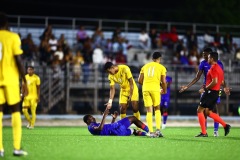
138, 51, 167, 137
83, 109, 149, 136
104, 62, 140, 121
161, 75, 172, 129
194, 51, 231, 137
21, 66, 41, 129
0, 12, 28, 157
179, 47, 230, 137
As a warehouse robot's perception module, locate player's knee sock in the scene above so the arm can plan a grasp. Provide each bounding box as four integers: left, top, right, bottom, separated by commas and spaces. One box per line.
163, 112, 168, 124
146, 112, 153, 132
0, 112, 3, 151
31, 105, 37, 127
120, 113, 126, 119
12, 112, 22, 150
198, 112, 207, 134
214, 121, 219, 132
22, 108, 30, 123
140, 123, 149, 133
155, 110, 161, 130
133, 111, 140, 121
208, 112, 226, 127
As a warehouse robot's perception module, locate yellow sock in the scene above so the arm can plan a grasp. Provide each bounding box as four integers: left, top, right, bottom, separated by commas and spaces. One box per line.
30, 103, 37, 127
12, 112, 22, 150
155, 110, 161, 130
22, 108, 31, 123
120, 113, 126, 119
146, 112, 153, 132
133, 111, 140, 120
0, 112, 3, 151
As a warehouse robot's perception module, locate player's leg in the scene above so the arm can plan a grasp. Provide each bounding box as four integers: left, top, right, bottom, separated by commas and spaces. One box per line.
196, 105, 208, 137
0, 87, 6, 156
22, 99, 31, 128
119, 90, 127, 119
161, 107, 168, 129
6, 85, 27, 156
131, 87, 140, 120
29, 99, 38, 129
153, 92, 161, 133
119, 103, 127, 119
213, 97, 220, 137
127, 116, 149, 133
143, 91, 154, 133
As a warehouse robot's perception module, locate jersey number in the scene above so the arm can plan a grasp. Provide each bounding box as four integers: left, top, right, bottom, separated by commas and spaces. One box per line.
147, 66, 155, 77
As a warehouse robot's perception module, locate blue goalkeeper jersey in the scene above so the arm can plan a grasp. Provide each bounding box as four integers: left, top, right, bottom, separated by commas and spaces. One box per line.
88, 118, 132, 136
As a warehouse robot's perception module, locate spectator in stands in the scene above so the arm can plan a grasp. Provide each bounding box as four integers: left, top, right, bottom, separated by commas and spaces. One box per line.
223, 32, 233, 53
138, 28, 150, 51
159, 29, 169, 48
82, 37, 93, 84
39, 36, 51, 65
213, 32, 222, 50
58, 33, 69, 54
149, 28, 159, 49
49, 34, 58, 54
21, 33, 38, 61
92, 45, 104, 68
54, 46, 64, 63
168, 26, 179, 50
186, 28, 198, 51
72, 50, 84, 82
143, 52, 152, 64
39, 24, 52, 41
188, 46, 200, 72
76, 25, 88, 45
203, 29, 214, 48
112, 27, 122, 41
91, 26, 104, 49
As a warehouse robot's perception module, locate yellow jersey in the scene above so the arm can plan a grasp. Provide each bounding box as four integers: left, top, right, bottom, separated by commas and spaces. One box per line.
0, 30, 23, 86
108, 65, 137, 90
25, 74, 41, 99
140, 62, 166, 92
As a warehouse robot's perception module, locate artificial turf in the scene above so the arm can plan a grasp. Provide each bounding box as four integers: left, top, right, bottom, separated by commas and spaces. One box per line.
2, 126, 240, 160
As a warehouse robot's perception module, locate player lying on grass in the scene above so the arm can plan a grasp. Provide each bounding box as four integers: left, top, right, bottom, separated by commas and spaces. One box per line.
83, 109, 149, 136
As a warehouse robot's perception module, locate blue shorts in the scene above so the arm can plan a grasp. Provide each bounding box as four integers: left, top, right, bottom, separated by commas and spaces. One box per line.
110, 118, 132, 136
161, 97, 170, 108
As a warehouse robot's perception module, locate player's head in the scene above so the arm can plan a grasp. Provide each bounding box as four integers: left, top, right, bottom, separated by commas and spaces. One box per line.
202, 47, 213, 60
0, 12, 8, 29
83, 115, 96, 125
152, 51, 162, 62
27, 66, 34, 76
103, 61, 116, 75
208, 51, 218, 64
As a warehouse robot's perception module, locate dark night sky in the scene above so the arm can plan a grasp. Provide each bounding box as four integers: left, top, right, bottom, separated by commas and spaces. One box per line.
2, 0, 183, 21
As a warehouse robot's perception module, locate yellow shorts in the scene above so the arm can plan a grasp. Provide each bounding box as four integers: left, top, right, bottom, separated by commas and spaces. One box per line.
119, 87, 139, 104
0, 85, 20, 105
22, 98, 38, 108
143, 91, 161, 107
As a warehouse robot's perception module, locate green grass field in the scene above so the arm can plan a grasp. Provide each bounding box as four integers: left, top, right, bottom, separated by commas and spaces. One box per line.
2, 126, 240, 160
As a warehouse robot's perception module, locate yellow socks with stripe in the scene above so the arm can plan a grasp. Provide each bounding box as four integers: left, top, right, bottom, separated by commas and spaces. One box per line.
155, 110, 161, 130
120, 113, 126, 119
0, 112, 3, 151
146, 112, 153, 132
22, 108, 31, 123
133, 111, 140, 120
12, 112, 22, 150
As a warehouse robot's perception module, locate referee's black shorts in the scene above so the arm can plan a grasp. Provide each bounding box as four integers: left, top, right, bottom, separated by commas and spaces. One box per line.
199, 90, 219, 110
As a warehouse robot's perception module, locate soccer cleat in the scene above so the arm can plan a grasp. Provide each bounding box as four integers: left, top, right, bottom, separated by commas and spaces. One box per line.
13, 149, 28, 156
213, 131, 219, 137
28, 126, 34, 129
155, 130, 164, 137
224, 124, 231, 136
162, 124, 166, 130
195, 132, 208, 137
26, 123, 30, 128
146, 132, 158, 138
0, 150, 4, 157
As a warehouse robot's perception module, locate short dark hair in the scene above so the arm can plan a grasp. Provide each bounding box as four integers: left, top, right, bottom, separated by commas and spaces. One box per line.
83, 115, 91, 124
27, 66, 34, 69
0, 12, 8, 28
209, 51, 218, 61
203, 47, 213, 53
152, 51, 162, 59
103, 62, 113, 71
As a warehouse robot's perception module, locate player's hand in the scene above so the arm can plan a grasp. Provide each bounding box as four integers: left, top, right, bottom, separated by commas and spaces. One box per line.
111, 111, 119, 119
105, 99, 113, 109
224, 87, 231, 96
199, 88, 205, 94
179, 86, 187, 93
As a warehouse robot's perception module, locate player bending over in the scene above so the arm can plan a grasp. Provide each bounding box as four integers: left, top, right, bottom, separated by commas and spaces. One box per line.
83, 109, 149, 136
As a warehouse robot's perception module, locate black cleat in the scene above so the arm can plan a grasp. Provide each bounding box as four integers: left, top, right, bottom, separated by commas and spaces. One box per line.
224, 124, 231, 136
195, 132, 208, 137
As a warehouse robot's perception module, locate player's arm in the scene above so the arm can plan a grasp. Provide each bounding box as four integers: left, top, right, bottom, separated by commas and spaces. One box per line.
179, 70, 203, 93
205, 77, 217, 90
161, 75, 167, 94
94, 109, 109, 131
128, 77, 134, 101
15, 55, 28, 96
37, 85, 40, 102
106, 85, 115, 109
138, 73, 144, 85
111, 111, 118, 123
221, 80, 231, 95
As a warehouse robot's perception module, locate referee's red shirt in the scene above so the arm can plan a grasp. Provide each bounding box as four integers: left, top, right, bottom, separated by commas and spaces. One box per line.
206, 63, 224, 91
